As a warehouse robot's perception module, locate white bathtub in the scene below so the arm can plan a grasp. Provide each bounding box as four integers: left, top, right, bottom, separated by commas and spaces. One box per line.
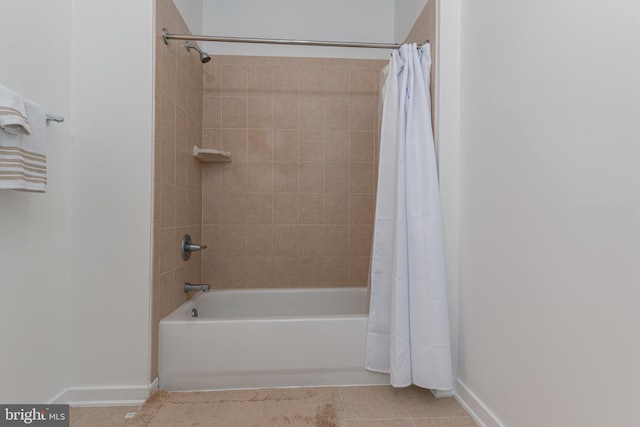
158, 287, 389, 391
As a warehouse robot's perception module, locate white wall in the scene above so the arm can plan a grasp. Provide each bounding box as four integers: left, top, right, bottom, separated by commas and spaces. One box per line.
394, 0, 428, 42
200, 0, 395, 59
69, 0, 154, 401
176, 0, 430, 58
435, 0, 461, 381
0, 0, 155, 404
455, 0, 640, 425
0, 0, 73, 404
173, 0, 203, 35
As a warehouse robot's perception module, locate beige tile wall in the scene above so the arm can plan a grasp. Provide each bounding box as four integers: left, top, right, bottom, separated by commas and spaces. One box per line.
201, 56, 387, 289
151, 0, 204, 380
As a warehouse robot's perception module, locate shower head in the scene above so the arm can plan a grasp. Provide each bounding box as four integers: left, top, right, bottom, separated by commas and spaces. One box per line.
199, 51, 211, 64
184, 41, 211, 64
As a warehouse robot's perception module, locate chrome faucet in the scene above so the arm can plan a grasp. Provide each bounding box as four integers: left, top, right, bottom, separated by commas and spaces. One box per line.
184, 282, 210, 293
181, 234, 208, 261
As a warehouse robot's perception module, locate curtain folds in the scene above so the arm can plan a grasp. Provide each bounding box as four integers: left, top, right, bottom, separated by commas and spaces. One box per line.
365, 43, 453, 391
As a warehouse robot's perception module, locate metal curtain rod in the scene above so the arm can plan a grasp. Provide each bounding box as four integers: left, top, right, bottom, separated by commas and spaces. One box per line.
162, 28, 428, 50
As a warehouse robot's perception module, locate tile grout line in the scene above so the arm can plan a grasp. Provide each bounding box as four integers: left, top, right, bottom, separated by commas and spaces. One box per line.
410, 415, 472, 420
337, 387, 347, 427
345, 416, 414, 421
402, 399, 412, 421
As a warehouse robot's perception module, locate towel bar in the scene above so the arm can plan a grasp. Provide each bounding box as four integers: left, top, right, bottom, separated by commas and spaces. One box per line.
46, 114, 64, 124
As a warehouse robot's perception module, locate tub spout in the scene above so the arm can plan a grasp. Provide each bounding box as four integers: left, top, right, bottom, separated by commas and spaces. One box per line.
184, 282, 210, 293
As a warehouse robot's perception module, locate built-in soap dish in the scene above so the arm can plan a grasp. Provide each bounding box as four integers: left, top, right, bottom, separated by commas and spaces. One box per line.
192, 146, 232, 163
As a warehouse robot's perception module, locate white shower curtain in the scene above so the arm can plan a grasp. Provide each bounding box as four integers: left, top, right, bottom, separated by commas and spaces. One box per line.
365, 43, 453, 390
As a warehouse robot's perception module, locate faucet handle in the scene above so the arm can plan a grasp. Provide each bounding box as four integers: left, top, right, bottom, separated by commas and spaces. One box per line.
181, 234, 208, 261
185, 243, 207, 251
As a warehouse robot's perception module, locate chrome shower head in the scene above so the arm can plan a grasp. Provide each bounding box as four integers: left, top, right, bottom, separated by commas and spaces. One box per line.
184, 42, 211, 64
199, 51, 211, 63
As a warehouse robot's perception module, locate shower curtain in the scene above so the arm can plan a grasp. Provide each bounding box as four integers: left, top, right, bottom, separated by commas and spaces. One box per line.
365, 43, 453, 390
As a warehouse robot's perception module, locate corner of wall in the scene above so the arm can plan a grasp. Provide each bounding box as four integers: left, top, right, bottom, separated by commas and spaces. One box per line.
434, 0, 461, 382
394, 0, 430, 43
152, 0, 205, 381
455, 379, 506, 427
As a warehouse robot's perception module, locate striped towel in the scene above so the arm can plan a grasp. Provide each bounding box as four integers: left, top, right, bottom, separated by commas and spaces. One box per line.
0, 98, 47, 192
0, 85, 32, 136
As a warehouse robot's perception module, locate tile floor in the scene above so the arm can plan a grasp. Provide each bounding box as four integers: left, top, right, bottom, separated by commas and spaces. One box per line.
70, 405, 138, 427
70, 385, 478, 427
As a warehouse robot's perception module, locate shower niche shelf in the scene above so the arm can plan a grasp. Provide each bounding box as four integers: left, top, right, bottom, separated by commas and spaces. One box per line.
192, 146, 232, 163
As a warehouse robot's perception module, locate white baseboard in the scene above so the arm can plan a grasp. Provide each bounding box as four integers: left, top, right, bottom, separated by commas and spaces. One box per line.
149, 377, 159, 393
49, 379, 158, 407
454, 378, 505, 427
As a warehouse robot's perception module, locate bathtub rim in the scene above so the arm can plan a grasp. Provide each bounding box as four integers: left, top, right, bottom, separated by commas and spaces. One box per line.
161, 286, 371, 322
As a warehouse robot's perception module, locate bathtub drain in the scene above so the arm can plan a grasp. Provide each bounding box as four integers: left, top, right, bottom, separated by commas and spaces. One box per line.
191, 308, 198, 318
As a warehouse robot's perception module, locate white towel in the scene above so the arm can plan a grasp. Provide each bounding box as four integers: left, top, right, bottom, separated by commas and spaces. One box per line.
0, 98, 47, 192
0, 85, 32, 136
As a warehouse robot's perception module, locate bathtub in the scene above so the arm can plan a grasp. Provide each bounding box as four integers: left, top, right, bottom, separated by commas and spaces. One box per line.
158, 287, 389, 391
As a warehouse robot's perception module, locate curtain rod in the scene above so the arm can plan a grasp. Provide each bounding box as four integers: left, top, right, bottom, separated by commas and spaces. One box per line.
162, 28, 428, 50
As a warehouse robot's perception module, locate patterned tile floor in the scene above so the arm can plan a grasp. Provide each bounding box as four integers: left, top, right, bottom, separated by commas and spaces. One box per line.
70, 385, 478, 427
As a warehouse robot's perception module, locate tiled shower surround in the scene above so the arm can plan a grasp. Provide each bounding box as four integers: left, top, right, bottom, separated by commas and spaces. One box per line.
151, 0, 436, 382
152, 0, 203, 380
199, 56, 387, 289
